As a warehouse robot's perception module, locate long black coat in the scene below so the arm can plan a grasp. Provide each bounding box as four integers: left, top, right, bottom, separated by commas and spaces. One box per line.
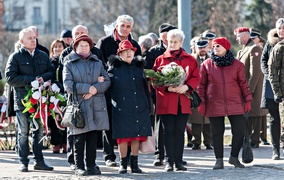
107, 55, 151, 139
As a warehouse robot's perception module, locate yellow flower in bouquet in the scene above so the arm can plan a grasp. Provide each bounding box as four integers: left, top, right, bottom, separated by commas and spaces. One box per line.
145, 62, 186, 87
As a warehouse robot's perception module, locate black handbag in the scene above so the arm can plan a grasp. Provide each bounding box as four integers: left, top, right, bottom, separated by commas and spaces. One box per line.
242, 113, 253, 163
190, 91, 202, 108
61, 83, 85, 129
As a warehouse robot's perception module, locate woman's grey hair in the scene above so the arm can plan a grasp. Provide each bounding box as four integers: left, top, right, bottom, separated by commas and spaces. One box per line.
276, 18, 284, 28
138, 35, 153, 50
116, 15, 134, 27
167, 29, 185, 41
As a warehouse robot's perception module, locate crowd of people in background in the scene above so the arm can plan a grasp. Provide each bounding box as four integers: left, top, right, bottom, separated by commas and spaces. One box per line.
3, 14, 284, 176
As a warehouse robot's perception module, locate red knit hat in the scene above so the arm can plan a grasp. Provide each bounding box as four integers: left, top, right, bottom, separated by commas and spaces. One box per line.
73, 34, 93, 50
117, 40, 137, 55
213, 37, 231, 50
234, 27, 250, 35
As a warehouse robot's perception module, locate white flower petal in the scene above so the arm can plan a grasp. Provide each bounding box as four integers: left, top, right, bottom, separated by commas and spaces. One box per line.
32, 91, 40, 100
51, 83, 60, 93
31, 80, 39, 89
50, 96, 56, 103
41, 96, 47, 103
54, 99, 59, 106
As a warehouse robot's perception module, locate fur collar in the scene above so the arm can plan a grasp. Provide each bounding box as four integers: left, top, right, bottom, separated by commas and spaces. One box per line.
267, 28, 282, 46
108, 55, 146, 69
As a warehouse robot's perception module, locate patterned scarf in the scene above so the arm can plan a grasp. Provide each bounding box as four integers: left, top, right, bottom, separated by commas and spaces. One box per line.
210, 50, 235, 66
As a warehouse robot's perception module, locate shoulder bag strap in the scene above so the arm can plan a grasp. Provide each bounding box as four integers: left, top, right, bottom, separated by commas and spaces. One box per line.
72, 82, 79, 104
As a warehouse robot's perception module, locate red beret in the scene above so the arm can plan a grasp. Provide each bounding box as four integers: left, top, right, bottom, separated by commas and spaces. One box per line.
234, 27, 250, 35
73, 34, 93, 50
213, 37, 231, 50
117, 40, 137, 55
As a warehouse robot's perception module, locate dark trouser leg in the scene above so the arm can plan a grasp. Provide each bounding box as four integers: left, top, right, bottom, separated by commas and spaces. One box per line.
96, 131, 103, 148
67, 131, 75, 165
160, 105, 188, 165
86, 131, 97, 168
173, 113, 188, 165
209, 117, 225, 159
191, 123, 201, 145
62, 129, 67, 144
160, 114, 174, 164
32, 120, 44, 163
249, 116, 261, 144
103, 102, 116, 161
269, 108, 281, 150
16, 111, 32, 165
229, 115, 245, 158
203, 124, 213, 145
74, 133, 86, 170
260, 115, 267, 140
48, 117, 60, 146
154, 115, 165, 161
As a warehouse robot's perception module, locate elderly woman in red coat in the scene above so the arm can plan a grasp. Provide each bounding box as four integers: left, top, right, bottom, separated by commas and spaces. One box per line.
197, 37, 252, 170
152, 29, 200, 172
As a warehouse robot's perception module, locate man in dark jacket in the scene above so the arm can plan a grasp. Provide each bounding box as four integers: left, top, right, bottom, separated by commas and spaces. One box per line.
144, 23, 177, 166
5, 28, 55, 172
96, 14, 141, 167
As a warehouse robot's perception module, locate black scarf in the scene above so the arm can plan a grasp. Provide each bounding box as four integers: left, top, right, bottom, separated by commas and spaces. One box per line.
210, 50, 235, 66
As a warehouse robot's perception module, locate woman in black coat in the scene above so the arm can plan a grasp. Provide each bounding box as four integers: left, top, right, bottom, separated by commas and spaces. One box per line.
48, 39, 67, 153
107, 40, 151, 174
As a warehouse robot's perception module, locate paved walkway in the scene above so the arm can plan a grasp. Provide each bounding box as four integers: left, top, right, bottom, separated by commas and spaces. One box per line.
0, 143, 283, 180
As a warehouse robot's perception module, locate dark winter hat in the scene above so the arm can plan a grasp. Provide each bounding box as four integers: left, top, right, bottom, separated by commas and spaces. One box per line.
60, 29, 72, 38
159, 23, 177, 33
250, 28, 261, 39
72, 34, 93, 50
195, 37, 208, 48
202, 29, 216, 39
213, 37, 231, 50
234, 27, 250, 35
117, 40, 137, 55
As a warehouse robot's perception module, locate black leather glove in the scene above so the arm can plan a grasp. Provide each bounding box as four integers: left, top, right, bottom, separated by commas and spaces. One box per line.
274, 96, 283, 103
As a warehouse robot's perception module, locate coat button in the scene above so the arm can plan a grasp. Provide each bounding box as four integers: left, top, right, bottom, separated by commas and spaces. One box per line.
134, 92, 136, 94
133, 78, 135, 80
137, 120, 139, 122
136, 106, 138, 108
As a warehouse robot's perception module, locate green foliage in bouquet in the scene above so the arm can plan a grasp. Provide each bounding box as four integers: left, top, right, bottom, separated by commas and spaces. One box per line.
145, 62, 186, 87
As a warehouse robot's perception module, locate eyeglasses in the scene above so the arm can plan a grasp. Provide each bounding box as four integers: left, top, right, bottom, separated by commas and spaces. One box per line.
213, 45, 220, 48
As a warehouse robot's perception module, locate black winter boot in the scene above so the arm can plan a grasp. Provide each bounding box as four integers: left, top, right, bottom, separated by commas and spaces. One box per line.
130, 155, 142, 173
272, 148, 280, 160
119, 157, 128, 174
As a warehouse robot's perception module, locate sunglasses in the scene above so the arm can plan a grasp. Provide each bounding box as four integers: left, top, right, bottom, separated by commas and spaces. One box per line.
213, 45, 220, 48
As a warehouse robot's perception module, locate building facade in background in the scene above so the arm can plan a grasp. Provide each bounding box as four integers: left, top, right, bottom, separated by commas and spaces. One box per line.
3, 0, 78, 35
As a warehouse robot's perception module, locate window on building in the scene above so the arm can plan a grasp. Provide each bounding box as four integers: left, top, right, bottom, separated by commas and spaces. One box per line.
13, 6, 25, 20
33, 7, 42, 25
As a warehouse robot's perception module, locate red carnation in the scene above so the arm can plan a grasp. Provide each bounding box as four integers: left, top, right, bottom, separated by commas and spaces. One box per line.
48, 112, 51, 116
41, 103, 46, 108
35, 112, 40, 118
28, 107, 35, 113
30, 97, 38, 105
49, 103, 55, 110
